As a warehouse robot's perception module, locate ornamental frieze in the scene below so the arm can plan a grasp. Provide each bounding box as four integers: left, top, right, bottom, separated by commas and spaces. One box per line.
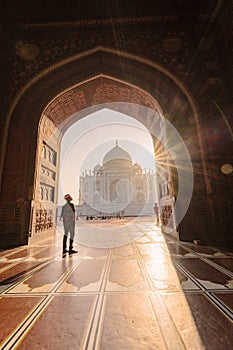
10, 25, 196, 98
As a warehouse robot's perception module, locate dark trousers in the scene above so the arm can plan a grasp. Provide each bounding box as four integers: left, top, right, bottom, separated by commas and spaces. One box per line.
63, 222, 75, 251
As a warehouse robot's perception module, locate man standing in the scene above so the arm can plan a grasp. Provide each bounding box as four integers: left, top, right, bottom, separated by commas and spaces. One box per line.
153, 203, 160, 226
61, 194, 77, 254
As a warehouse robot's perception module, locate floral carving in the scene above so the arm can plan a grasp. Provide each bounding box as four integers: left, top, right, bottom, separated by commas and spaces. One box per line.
15, 41, 40, 61
10, 23, 195, 98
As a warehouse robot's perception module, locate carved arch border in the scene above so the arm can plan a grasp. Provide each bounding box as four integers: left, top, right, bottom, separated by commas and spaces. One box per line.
0, 46, 209, 196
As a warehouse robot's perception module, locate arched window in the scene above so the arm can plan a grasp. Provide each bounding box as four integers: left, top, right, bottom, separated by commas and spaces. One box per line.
42, 146, 46, 159
95, 181, 100, 191
110, 179, 118, 201
85, 183, 89, 192
93, 194, 100, 204
136, 193, 145, 203
40, 186, 44, 200
136, 180, 143, 190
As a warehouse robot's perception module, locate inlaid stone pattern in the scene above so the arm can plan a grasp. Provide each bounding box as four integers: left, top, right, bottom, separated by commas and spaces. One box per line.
16, 41, 40, 61
10, 21, 197, 97
40, 116, 58, 141
40, 166, 55, 181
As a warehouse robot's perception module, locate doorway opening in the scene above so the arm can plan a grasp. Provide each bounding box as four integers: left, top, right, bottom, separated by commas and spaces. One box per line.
32, 96, 193, 246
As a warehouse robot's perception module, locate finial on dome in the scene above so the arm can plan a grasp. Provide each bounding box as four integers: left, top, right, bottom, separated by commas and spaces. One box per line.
116, 140, 118, 147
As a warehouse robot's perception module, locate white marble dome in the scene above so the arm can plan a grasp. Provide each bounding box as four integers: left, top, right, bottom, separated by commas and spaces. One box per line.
103, 143, 132, 165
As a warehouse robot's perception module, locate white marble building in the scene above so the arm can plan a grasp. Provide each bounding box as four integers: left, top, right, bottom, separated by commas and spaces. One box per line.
77, 142, 157, 217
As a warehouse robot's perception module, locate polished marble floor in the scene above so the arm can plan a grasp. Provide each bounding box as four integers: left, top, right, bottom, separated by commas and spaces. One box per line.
0, 218, 233, 349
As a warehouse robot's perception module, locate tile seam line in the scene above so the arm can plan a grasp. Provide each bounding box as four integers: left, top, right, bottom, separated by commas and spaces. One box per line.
163, 233, 233, 278
4, 289, 227, 298
173, 260, 233, 322
173, 260, 206, 291
1, 251, 87, 349
83, 249, 112, 350
204, 291, 233, 323
0, 294, 53, 350
92, 250, 113, 349
149, 293, 187, 350
134, 240, 186, 349
0, 246, 51, 275
1, 250, 73, 295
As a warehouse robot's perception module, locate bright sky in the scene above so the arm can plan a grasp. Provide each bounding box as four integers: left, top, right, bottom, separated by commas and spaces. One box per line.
58, 108, 156, 204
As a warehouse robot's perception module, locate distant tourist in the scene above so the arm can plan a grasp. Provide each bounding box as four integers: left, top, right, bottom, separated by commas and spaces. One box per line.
153, 203, 160, 226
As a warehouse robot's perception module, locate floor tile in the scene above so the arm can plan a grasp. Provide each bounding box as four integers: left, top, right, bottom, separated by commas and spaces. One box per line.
0, 218, 232, 349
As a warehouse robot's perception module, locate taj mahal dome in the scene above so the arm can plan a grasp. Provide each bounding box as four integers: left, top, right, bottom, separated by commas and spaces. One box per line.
77, 141, 157, 217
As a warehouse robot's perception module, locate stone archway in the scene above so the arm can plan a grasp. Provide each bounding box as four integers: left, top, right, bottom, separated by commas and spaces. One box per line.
0, 48, 206, 247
